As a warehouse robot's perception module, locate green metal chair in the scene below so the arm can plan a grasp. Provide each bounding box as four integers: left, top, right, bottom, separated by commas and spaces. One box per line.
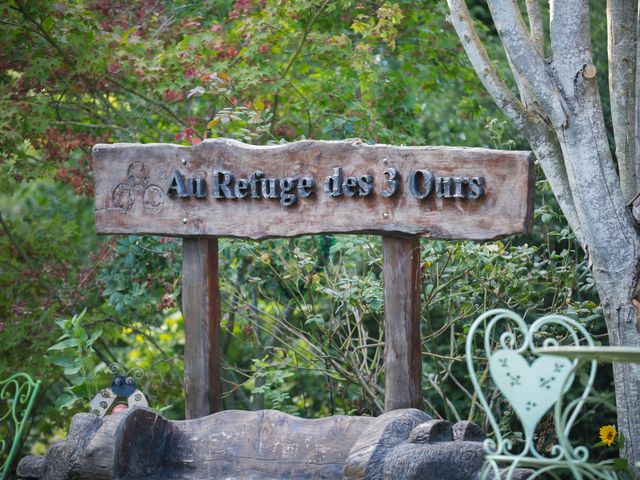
0, 373, 41, 480
465, 309, 621, 479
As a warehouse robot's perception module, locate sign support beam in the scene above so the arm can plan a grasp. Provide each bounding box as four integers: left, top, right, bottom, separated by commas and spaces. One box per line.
382, 236, 423, 411
92, 139, 535, 417
182, 237, 221, 418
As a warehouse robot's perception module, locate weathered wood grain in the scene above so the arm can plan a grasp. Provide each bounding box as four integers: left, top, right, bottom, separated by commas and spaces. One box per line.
76, 408, 376, 479
20, 408, 536, 479
343, 409, 431, 479
382, 236, 422, 411
93, 139, 534, 240
182, 238, 221, 418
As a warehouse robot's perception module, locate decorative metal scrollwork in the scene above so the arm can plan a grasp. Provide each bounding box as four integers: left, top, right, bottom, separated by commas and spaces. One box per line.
0, 373, 41, 480
465, 309, 619, 479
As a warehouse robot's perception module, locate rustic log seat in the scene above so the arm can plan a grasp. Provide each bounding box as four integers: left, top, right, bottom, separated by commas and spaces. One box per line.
17, 407, 530, 479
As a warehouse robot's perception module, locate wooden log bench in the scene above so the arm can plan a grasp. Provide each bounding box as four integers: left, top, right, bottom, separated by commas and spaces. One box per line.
16, 407, 532, 480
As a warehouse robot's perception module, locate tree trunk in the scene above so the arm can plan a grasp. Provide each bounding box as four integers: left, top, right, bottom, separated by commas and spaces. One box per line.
445, 0, 640, 473
599, 282, 640, 473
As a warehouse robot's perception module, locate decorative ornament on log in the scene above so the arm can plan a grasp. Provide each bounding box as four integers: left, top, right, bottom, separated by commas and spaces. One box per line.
88, 363, 148, 417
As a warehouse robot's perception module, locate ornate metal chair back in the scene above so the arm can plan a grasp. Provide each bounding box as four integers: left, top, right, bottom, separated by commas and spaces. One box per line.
0, 373, 41, 480
465, 309, 618, 479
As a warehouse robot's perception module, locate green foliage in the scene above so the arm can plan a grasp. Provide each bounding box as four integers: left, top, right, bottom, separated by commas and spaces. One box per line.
47, 310, 102, 410
0, 0, 616, 472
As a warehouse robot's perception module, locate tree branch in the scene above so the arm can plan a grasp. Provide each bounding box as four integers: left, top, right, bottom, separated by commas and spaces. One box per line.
487, 0, 567, 128
0, 213, 33, 266
271, 0, 330, 133
607, 0, 637, 201
525, 0, 544, 55
523, 120, 586, 246
549, 0, 594, 95
446, 0, 528, 127
637, 0, 640, 194
446, 0, 584, 245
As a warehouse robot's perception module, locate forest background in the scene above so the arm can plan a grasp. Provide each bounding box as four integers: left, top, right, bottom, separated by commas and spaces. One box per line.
0, 0, 618, 470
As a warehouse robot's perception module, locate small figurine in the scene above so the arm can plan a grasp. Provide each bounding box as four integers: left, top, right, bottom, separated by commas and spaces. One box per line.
89, 364, 148, 417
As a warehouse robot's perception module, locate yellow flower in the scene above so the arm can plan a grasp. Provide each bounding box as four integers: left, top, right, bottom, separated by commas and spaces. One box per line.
599, 425, 617, 447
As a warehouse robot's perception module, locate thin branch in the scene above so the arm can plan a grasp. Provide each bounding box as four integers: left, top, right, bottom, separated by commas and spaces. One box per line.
607, 0, 638, 201
0, 213, 33, 266
525, 0, 544, 55
279, 0, 331, 81
271, 0, 330, 132
446, 0, 530, 129
51, 120, 126, 130
487, 0, 567, 128
99, 316, 183, 386
106, 76, 191, 132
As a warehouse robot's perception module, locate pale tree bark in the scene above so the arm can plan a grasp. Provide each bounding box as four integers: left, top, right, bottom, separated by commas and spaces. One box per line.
608, 0, 637, 201
447, 0, 640, 473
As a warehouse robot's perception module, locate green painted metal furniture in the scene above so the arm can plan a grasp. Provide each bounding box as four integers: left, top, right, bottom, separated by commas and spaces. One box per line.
0, 373, 41, 480
466, 309, 630, 479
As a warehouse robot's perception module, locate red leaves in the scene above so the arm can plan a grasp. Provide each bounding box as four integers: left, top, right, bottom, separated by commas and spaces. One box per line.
184, 66, 197, 79
215, 47, 239, 60
164, 88, 183, 102
107, 62, 120, 75
175, 127, 202, 145
89, 0, 164, 33
31, 127, 105, 195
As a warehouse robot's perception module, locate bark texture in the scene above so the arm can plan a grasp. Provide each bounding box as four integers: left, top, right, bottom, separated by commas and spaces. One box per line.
447, 0, 640, 473
17, 408, 533, 480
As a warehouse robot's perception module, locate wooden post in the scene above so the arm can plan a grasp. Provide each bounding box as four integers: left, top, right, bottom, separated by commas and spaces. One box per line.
182, 238, 221, 418
382, 236, 422, 411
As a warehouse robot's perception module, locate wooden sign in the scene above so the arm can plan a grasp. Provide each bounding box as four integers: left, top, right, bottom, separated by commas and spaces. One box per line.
92, 138, 535, 420
93, 139, 534, 240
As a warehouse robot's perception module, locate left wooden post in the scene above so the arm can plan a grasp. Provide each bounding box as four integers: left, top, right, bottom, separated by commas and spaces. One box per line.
182, 237, 221, 418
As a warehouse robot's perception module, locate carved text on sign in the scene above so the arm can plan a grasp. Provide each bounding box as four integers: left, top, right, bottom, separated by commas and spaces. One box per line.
165, 167, 485, 207
93, 139, 534, 239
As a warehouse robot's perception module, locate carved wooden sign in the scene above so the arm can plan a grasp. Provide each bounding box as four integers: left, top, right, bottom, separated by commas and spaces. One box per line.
93, 138, 535, 418
93, 139, 534, 240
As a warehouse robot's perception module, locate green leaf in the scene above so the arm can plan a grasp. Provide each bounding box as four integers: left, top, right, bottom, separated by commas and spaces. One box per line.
55, 392, 79, 411
613, 458, 629, 472
64, 364, 83, 375
49, 354, 77, 369
618, 431, 625, 448
48, 338, 79, 351
87, 328, 102, 346
42, 17, 54, 32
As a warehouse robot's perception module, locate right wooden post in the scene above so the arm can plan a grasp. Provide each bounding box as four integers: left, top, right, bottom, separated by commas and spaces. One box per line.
382, 235, 422, 411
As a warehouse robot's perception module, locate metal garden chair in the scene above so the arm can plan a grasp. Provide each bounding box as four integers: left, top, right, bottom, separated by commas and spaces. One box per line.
465, 309, 624, 479
0, 373, 41, 480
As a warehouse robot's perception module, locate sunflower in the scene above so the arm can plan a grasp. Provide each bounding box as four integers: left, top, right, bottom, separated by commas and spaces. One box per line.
599, 425, 617, 447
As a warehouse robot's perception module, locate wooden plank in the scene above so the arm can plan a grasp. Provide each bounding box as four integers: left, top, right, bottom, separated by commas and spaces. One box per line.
93, 139, 534, 240
182, 238, 221, 418
383, 236, 422, 411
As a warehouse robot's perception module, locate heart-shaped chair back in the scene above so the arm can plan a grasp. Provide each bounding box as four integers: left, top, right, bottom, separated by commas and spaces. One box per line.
464, 309, 602, 479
